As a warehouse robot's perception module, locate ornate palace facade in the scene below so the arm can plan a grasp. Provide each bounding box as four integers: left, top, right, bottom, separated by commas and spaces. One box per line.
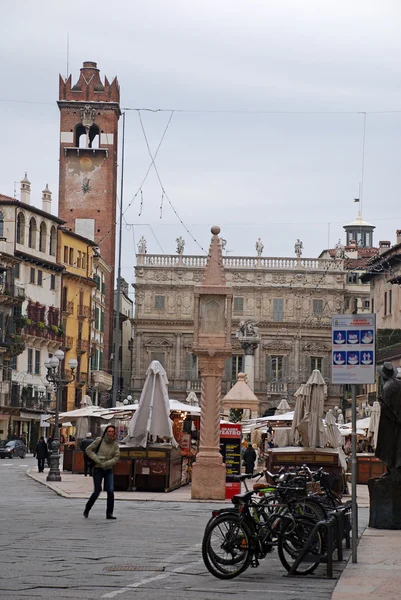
131, 250, 359, 414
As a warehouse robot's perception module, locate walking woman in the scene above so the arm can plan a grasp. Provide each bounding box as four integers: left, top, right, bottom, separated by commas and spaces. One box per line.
34, 436, 48, 472
84, 425, 120, 520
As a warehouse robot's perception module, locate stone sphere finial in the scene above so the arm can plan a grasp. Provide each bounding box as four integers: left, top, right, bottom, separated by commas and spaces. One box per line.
211, 225, 220, 235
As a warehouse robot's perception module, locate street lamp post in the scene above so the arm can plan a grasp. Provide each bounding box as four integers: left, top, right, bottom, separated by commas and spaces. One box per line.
44, 349, 78, 482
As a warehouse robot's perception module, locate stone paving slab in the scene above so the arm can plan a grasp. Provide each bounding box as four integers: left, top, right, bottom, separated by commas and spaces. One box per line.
332, 528, 401, 600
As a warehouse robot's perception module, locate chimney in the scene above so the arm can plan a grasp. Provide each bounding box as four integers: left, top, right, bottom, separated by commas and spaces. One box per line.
396, 230, 401, 245
20, 172, 31, 204
379, 241, 391, 255
42, 184, 52, 213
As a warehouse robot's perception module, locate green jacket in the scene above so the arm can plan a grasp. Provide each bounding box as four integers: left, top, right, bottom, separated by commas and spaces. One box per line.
86, 436, 120, 470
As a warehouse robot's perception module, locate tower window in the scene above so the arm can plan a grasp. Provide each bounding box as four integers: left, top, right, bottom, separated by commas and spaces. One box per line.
0, 212, 4, 238
28, 217, 37, 249
76, 124, 87, 148
17, 212, 25, 245
49, 226, 57, 256
89, 125, 100, 148
39, 222, 47, 252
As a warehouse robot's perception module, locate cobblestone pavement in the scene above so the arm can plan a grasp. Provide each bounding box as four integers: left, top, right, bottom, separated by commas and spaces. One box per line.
0, 457, 368, 600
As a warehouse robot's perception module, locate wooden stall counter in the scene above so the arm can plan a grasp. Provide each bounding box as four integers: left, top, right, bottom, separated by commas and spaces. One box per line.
357, 453, 387, 484
119, 444, 183, 492
266, 447, 343, 494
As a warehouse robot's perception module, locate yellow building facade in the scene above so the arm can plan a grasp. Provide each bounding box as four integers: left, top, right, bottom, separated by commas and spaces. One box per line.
58, 228, 95, 412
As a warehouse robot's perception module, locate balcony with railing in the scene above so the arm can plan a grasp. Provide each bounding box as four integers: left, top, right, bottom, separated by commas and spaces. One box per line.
76, 339, 89, 354
0, 284, 25, 305
267, 380, 288, 395
77, 305, 91, 319
91, 369, 113, 391
62, 335, 74, 350
62, 300, 74, 315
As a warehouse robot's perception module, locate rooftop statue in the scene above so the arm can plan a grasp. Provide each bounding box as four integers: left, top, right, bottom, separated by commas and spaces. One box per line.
176, 236, 185, 255
137, 236, 147, 254
255, 238, 264, 257
294, 239, 303, 258
335, 238, 345, 259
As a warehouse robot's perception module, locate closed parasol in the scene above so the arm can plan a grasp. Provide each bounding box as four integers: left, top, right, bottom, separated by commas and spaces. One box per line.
296, 370, 325, 448
291, 383, 309, 446
368, 400, 381, 450
122, 361, 178, 448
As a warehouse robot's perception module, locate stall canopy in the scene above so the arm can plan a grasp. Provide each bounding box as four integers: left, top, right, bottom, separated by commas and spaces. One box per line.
122, 361, 178, 448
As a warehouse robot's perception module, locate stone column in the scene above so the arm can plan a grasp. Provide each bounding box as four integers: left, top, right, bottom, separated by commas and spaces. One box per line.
174, 333, 181, 380
135, 332, 141, 381
191, 355, 226, 500
241, 341, 258, 391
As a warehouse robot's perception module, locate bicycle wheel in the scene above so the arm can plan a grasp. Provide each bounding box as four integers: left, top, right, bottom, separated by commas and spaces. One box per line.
278, 515, 322, 575
202, 514, 252, 579
294, 498, 327, 522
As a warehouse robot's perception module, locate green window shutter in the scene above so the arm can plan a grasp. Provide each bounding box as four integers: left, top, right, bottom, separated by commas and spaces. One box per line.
282, 355, 289, 380
321, 356, 329, 379
100, 311, 105, 333
266, 355, 273, 381
95, 307, 100, 330
99, 351, 104, 370
185, 352, 192, 379
305, 355, 312, 378
101, 281, 106, 295
224, 357, 232, 381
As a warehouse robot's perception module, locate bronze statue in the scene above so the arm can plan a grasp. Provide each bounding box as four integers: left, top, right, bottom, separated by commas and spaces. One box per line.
375, 362, 401, 472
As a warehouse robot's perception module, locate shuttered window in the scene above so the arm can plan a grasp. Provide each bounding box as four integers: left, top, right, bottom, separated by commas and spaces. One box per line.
273, 298, 284, 322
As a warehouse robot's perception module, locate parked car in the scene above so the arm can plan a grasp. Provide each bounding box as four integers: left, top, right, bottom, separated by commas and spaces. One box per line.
0, 440, 27, 459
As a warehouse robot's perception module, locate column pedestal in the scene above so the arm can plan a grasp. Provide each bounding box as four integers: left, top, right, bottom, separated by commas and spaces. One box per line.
191, 364, 226, 500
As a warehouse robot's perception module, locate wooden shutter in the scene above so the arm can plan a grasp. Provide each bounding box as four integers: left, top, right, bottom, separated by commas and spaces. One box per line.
185, 352, 192, 379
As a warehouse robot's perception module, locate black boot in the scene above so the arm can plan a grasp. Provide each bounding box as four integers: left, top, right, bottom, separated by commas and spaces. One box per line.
106, 491, 115, 519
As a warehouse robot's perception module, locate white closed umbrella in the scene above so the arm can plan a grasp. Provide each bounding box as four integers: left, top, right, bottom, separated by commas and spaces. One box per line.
325, 410, 347, 469
303, 370, 326, 448
291, 383, 309, 446
368, 401, 381, 450
122, 361, 178, 448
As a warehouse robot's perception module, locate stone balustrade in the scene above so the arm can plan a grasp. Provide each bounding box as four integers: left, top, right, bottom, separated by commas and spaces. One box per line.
138, 254, 343, 271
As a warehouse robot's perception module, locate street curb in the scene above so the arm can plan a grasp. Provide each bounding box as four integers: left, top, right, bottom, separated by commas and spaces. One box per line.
25, 468, 229, 503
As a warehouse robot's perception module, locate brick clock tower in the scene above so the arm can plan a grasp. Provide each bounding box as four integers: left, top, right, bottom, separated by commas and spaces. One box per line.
58, 61, 120, 383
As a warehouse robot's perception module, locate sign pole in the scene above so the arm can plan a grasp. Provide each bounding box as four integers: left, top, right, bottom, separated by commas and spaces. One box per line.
351, 384, 358, 563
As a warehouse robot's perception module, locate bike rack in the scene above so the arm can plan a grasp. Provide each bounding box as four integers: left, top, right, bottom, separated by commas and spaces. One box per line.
287, 501, 353, 578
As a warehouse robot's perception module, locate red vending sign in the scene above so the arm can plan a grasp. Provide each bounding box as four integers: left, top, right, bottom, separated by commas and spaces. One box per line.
220, 422, 242, 500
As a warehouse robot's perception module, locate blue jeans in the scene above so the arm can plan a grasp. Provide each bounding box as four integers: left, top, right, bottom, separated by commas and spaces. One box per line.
85, 468, 114, 516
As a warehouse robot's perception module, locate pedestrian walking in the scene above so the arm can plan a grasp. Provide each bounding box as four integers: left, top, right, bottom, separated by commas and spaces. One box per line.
34, 437, 48, 472
80, 432, 94, 476
83, 425, 120, 520
243, 443, 257, 476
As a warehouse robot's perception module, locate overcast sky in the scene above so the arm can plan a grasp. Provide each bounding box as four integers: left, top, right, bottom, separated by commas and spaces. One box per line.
2, 1, 401, 289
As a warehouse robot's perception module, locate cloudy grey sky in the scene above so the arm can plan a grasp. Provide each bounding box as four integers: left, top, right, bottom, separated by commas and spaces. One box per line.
2, 0, 401, 288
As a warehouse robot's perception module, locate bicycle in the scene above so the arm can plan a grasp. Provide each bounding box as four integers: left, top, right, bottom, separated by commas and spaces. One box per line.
202, 474, 323, 579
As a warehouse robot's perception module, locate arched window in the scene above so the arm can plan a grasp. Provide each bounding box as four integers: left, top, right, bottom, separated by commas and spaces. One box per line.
28, 217, 37, 249
16, 212, 25, 245
0, 212, 4, 238
49, 226, 57, 256
39, 222, 47, 252
89, 125, 100, 148
75, 124, 87, 148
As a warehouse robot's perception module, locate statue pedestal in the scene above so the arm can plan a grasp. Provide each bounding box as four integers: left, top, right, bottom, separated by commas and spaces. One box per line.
191, 456, 226, 500
369, 473, 401, 529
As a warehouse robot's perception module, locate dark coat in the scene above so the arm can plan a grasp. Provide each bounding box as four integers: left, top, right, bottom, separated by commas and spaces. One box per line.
243, 447, 257, 474
35, 441, 48, 460
80, 438, 93, 454
376, 377, 401, 469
